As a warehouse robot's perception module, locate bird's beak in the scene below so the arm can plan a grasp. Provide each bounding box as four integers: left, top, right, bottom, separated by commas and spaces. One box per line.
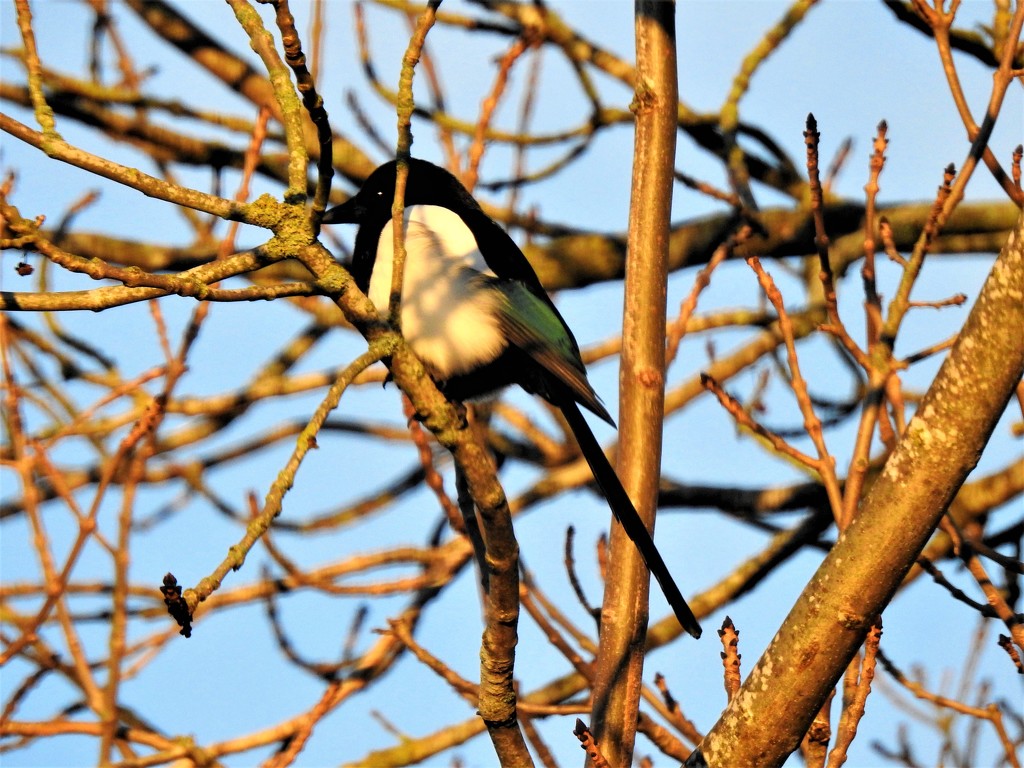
322, 197, 364, 224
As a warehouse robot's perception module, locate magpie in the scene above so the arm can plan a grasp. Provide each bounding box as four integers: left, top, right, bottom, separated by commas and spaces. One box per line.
323, 158, 702, 638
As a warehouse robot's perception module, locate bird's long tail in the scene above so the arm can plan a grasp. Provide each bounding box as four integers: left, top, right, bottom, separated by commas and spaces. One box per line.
560, 400, 702, 638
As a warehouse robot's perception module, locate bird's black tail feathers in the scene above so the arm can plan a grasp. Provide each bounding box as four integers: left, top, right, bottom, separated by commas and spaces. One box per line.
560, 400, 702, 639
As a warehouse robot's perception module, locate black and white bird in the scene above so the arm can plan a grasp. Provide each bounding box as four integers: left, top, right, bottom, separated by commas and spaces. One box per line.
323, 158, 701, 638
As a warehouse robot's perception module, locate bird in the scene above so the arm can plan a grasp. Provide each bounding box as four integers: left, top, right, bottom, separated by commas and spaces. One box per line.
323, 158, 701, 639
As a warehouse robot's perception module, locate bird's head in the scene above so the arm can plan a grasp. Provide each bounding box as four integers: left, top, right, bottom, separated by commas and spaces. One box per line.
322, 158, 479, 225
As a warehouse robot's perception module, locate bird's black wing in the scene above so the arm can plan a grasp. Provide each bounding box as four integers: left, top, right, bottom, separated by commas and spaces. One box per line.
488, 278, 613, 425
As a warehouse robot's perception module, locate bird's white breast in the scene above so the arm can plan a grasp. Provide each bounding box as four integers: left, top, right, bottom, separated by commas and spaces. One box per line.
369, 205, 507, 378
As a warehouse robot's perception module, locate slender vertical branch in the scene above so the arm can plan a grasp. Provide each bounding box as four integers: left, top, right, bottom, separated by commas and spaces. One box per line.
13, 0, 59, 137
466, 35, 531, 192
844, 121, 891, 523
225, 0, 307, 202
804, 114, 868, 370
720, 0, 819, 206
269, 0, 335, 218
388, 1, 438, 323
589, 3, 677, 766
746, 256, 844, 522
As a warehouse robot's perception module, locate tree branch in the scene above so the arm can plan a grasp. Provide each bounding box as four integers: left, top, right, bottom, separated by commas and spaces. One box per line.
693, 211, 1024, 767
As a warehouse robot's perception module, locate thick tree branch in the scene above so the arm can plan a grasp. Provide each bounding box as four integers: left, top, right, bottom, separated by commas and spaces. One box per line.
693, 211, 1024, 767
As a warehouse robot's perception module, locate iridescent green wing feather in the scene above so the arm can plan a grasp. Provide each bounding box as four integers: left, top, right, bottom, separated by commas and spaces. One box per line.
487, 278, 612, 424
